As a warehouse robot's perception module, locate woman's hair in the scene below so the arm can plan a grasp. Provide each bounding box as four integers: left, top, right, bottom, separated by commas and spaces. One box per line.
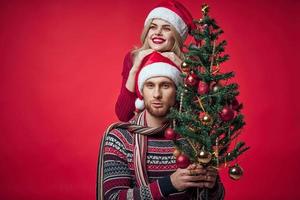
132, 19, 184, 60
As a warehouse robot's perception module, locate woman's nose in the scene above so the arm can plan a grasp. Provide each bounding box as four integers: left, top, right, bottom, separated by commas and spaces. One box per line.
154, 27, 162, 35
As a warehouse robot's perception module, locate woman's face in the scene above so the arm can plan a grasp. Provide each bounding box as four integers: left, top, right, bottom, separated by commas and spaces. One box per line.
146, 19, 176, 52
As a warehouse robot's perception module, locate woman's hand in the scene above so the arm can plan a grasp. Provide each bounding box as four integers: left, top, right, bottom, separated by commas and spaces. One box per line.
126, 49, 154, 92
161, 51, 183, 68
131, 49, 155, 72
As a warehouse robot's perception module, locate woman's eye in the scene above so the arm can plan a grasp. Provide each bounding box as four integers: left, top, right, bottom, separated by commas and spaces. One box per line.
163, 27, 171, 31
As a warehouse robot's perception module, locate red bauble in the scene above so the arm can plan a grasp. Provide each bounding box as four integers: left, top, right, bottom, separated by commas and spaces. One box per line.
176, 154, 191, 168
231, 98, 240, 111
220, 106, 235, 122
185, 73, 199, 86
164, 128, 177, 140
197, 81, 209, 95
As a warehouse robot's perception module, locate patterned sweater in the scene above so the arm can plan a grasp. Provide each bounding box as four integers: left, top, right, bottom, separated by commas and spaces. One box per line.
102, 127, 225, 199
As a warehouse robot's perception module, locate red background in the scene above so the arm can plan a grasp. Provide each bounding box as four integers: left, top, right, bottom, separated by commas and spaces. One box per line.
1, 0, 299, 199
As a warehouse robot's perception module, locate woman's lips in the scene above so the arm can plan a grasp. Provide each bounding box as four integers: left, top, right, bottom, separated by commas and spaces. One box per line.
152, 37, 165, 44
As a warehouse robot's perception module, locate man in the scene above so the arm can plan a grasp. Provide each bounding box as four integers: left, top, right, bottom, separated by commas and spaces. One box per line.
97, 52, 225, 199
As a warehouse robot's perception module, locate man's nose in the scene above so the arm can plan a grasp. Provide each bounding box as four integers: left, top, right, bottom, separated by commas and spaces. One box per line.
153, 87, 162, 99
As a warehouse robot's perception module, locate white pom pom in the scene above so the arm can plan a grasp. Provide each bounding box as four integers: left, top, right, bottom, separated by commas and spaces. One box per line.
135, 98, 145, 110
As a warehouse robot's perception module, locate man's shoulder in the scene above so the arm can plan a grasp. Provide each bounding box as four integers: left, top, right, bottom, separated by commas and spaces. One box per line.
104, 123, 133, 144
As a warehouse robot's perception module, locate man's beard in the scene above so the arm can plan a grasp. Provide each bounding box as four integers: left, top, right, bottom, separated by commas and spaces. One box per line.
145, 103, 171, 118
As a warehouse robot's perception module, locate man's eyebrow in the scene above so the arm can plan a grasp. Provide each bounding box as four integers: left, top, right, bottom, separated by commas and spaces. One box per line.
160, 81, 174, 85
144, 81, 154, 84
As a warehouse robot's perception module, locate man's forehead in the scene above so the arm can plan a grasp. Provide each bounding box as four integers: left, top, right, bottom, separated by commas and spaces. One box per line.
144, 76, 174, 84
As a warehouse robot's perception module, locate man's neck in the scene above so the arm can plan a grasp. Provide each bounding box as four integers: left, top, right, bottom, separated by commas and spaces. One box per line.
145, 110, 166, 128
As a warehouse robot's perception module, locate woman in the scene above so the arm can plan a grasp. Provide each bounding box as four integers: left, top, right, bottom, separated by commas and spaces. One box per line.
115, 0, 194, 121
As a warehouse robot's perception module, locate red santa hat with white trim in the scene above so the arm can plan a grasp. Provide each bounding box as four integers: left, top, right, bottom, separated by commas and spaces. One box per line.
135, 51, 183, 111
144, 0, 195, 41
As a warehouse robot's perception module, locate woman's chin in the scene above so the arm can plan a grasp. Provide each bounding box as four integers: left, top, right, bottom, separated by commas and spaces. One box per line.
149, 44, 168, 52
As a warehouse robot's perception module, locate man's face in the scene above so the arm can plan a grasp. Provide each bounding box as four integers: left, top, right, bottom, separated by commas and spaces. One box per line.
142, 76, 176, 118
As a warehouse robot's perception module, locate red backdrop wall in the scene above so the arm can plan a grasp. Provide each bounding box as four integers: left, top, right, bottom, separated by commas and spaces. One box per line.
1, 0, 299, 199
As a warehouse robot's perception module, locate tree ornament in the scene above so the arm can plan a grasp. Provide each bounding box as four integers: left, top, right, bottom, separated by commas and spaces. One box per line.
201, 4, 210, 16
197, 81, 209, 95
188, 125, 197, 133
176, 154, 191, 168
231, 98, 240, 111
198, 18, 203, 24
181, 61, 190, 73
202, 24, 208, 30
173, 149, 181, 158
220, 106, 235, 122
185, 73, 199, 87
164, 128, 177, 140
181, 61, 188, 68
198, 149, 212, 164
210, 129, 217, 135
228, 164, 244, 180
212, 65, 220, 75
199, 112, 213, 125
189, 55, 201, 62
211, 82, 222, 93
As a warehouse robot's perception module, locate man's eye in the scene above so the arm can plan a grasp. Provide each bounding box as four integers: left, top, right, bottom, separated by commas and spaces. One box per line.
146, 84, 154, 88
163, 84, 170, 88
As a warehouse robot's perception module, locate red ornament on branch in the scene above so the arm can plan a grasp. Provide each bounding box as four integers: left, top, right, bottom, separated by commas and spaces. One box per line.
164, 128, 177, 140
220, 106, 235, 122
185, 73, 199, 87
176, 154, 191, 168
197, 81, 209, 95
231, 98, 240, 111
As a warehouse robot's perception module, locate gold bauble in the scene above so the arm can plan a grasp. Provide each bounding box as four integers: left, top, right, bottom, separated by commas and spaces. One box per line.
212, 83, 222, 92
199, 112, 213, 126
181, 62, 190, 74
181, 61, 188, 68
228, 164, 244, 180
197, 149, 212, 164
202, 114, 213, 125
173, 149, 182, 158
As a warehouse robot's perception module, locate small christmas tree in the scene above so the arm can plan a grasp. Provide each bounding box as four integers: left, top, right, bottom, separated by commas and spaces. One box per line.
166, 4, 249, 180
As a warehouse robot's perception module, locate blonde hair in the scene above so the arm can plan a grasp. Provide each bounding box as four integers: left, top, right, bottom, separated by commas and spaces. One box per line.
132, 19, 184, 60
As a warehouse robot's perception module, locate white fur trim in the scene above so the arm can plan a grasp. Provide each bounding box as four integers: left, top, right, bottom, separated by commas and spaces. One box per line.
145, 7, 188, 40
135, 98, 145, 110
137, 62, 182, 94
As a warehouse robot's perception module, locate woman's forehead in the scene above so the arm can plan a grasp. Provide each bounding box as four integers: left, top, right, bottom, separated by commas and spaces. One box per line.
151, 18, 171, 26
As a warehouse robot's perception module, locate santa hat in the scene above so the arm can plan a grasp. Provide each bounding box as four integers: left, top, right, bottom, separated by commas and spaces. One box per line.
144, 0, 195, 41
135, 52, 182, 110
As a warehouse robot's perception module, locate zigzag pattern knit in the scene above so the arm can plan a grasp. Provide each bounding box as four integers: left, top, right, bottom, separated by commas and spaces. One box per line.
102, 127, 225, 200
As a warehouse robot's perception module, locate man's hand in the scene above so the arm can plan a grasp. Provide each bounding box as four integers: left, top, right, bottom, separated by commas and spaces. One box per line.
170, 164, 218, 191
202, 166, 218, 189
